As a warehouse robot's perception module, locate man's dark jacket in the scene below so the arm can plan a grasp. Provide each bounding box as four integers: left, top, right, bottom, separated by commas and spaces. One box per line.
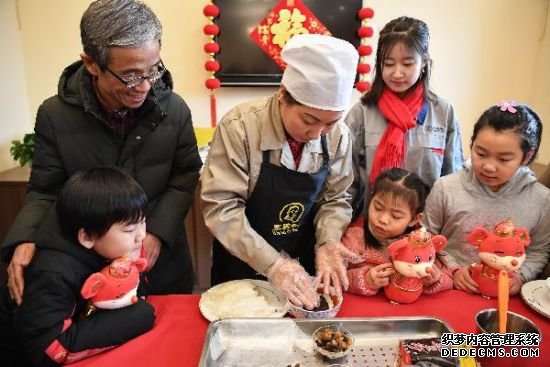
1, 61, 202, 294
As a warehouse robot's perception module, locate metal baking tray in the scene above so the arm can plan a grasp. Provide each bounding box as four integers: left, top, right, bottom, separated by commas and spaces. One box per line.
198, 317, 455, 367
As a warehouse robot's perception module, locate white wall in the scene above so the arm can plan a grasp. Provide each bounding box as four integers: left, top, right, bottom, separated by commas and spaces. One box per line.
0, 0, 32, 171
1, 0, 549, 172
532, 2, 550, 164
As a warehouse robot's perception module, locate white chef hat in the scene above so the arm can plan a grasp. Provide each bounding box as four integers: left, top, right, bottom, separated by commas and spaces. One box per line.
281, 34, 359, 111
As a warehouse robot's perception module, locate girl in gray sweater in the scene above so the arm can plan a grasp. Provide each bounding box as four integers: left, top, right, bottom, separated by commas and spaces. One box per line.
422, 101, 550, 296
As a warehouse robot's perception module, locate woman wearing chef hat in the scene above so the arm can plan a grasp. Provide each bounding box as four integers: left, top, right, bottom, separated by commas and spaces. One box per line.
201, 34, 362, 309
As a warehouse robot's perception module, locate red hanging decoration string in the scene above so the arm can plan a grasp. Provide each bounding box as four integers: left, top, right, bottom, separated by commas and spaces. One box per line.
210, 93, 217, 128
355, 7, 375, 93
203, 1, 221, 127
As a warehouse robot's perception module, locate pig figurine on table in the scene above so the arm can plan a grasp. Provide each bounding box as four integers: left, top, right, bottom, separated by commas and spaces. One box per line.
467, 220, 530, 298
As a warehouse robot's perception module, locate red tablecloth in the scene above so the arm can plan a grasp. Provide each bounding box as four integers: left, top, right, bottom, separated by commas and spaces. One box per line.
72, 290, 549, 367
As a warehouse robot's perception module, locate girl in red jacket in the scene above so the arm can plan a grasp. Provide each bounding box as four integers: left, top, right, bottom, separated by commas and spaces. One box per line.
342, 168, 452, 296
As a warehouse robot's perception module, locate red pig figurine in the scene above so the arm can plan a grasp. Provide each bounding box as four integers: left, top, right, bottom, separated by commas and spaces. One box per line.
384, 228, 447, 304
467, 220, 530, 298
81, 256, 148, 314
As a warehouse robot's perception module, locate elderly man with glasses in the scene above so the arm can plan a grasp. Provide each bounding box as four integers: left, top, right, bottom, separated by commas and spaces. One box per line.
1, 0, 202, 304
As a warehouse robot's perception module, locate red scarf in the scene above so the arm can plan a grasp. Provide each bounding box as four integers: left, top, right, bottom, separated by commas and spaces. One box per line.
370, 84, 425, 186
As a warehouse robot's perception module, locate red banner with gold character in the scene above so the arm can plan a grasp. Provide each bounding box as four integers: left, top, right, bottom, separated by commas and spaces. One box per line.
249, 0, 331, 70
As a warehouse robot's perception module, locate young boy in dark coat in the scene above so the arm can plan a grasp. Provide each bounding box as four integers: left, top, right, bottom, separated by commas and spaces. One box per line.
0, 167, 155, 366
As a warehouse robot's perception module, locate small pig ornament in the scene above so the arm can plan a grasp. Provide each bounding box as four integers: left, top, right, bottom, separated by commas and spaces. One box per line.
467, 220, 530, 298
384, 228, 447, 304
81, 256, 148, 314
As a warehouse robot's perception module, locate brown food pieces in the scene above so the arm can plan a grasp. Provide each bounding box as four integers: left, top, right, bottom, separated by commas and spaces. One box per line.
314, 327, 352, 353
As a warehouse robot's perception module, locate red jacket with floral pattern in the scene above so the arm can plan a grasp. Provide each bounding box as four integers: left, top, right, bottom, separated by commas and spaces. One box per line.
342, 217, 453, 296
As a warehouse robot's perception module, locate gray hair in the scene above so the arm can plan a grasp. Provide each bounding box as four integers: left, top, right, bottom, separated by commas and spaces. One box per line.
80, 0, 162, 69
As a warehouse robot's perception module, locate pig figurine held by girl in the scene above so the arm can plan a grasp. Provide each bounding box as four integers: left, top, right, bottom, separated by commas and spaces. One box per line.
384, 228, 447, 304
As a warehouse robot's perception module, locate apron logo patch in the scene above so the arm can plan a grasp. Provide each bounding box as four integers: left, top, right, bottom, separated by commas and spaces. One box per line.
272, 202, 304, 236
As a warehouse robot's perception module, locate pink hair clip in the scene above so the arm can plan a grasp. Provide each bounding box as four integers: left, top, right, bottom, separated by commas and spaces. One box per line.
497, 100, 517, 113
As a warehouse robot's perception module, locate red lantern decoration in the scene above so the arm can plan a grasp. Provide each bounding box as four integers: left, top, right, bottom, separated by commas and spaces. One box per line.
204, 42, 220, 54
357, 26, 373, 38
357, 63, 371, 74
203, 4, 219, 17
355, 8, 375, 93
203, 24, 220, 36
205, 60, 221, 72
203, 2, 221, 127
358, 7, 374, 20
355, 81, 371, 93
205, 78, 221, 89
357, 44, 373, 56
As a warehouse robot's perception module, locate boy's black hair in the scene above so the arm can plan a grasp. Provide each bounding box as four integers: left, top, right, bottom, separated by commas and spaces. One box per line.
471, 103, 543, 165
366, 167, 430, 249
56, 166, 148, 240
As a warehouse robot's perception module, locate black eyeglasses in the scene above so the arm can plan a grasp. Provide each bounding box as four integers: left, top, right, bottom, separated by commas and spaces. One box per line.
105, 61, 166, 89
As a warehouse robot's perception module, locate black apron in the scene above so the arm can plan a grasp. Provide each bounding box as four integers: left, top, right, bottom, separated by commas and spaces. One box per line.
211, 136, 330, 285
